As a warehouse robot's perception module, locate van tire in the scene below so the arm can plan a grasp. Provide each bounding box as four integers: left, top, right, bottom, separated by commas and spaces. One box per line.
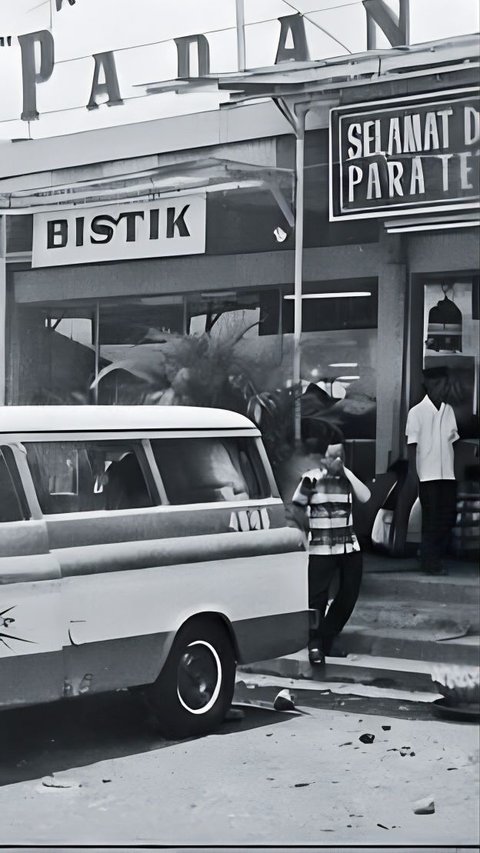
147, 618, 236, 740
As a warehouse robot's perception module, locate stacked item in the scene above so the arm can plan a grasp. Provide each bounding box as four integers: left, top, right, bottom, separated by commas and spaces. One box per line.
452, 476, 480, 561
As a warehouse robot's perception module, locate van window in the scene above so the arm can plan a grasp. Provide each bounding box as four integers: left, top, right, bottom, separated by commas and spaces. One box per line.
0, 447, 27, 522
151, 437, 270, 505
25, 441, 154, 514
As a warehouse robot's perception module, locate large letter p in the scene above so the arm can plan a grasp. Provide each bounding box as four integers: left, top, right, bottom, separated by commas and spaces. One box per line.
18, 29, 55, 121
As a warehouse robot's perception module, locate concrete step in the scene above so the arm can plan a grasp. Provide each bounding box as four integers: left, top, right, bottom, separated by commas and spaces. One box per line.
340, 625, 480, 666
240, 647, 479, 694
359, 570, 479, 606
350, 599, 480, 633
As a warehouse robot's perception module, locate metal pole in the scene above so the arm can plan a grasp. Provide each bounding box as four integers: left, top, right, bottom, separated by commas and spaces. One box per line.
235, 0, 246, 72
0, 215, 6, 405
293, 108, 305, 443
93, 300, 100, 404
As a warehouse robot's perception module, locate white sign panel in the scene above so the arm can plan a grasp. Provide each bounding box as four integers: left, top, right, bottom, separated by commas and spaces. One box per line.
32, 195, 206, 267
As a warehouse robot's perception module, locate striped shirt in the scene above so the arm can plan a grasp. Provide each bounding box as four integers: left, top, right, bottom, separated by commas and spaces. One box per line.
292, 467, 360, 556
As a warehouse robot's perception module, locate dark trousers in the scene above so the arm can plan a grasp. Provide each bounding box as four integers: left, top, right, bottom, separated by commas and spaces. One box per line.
308, 551, 363, 655
418, 480, 457, 571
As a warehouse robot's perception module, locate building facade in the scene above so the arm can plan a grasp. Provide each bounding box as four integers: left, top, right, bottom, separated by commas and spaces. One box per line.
1, 34, 479, 489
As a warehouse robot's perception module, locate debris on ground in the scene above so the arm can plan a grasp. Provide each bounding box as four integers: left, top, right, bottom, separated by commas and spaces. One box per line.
413, 795, 435, 815
359, 733, 375, 744
41, 775, 82, 789
382, 725, 391, 731
273, 689, 296, 711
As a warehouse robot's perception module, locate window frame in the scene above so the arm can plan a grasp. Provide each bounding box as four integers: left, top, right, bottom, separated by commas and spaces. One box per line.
148, 434, 275, 507
23, 435, 160, 517
0, 444, 30, 522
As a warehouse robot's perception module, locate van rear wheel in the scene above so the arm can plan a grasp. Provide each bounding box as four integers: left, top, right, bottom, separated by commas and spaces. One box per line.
147, 619, 236, 739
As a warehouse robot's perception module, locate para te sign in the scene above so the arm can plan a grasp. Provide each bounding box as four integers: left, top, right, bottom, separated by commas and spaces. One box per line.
329, 89, 480, 220
32, 195, 206, 267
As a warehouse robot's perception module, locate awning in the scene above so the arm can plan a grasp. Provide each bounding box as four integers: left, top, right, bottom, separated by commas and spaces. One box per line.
0, 156, 294, 219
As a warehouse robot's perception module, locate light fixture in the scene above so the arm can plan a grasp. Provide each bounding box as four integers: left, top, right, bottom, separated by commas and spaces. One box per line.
337, 375, 360, 380
387, 222, 479, 233
425, 284, 463, 354
329, 362, 358, 367
273, 226, 289, 243
283, 292, 371, 300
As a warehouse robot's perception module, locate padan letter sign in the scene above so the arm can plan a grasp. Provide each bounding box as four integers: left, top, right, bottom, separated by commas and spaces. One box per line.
329, 89, 480, 220
12, 0, 410, 122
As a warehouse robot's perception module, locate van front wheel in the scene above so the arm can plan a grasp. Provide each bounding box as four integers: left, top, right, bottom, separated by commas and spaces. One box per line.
147, 619, 236, 739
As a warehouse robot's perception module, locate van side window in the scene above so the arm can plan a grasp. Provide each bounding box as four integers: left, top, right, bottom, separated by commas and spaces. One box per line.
25, 441, 154, 514
0, 447, 28, 522
151, 437, 270, 505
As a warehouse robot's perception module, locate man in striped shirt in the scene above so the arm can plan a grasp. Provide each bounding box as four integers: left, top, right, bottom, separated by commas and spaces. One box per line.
293, 441, 371, 665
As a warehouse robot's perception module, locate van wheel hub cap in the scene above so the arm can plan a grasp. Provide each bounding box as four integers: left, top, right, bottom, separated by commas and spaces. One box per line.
177, 640, 222, 715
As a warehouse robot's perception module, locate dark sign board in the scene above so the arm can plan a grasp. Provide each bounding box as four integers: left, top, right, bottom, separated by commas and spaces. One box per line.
329, 88, 480, 220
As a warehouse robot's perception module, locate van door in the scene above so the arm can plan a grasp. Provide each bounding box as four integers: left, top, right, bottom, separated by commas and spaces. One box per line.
0, 444, 64, 708
22, 437, 168, 695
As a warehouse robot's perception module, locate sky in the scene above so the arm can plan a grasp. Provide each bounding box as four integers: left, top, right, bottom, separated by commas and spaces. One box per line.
0, 0, 478, 140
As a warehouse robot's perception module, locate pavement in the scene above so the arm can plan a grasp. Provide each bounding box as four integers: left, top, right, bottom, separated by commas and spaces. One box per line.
0, 680, 478, 846
242, 552, 480, 690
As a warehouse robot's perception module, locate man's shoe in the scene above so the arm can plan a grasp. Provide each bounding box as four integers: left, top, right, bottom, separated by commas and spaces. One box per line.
308, 647, 325, 665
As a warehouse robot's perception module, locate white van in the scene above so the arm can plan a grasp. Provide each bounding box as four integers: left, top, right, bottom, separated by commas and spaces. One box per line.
0, 406, 309, 738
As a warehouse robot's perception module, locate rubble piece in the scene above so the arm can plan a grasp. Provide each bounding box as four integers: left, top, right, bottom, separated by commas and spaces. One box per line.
377, 823, 390, 829
42, 775, 82, 789
413, 795, 435, 815
294, 782, 310, 788
359, 733, 375, 744
382, 725, 391, 731
339, 742, 353, 747
273, 689, 296, 711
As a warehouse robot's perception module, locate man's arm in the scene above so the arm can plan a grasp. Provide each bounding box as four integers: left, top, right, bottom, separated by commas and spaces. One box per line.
407, 442, 418, 481
343, 466, 371, 503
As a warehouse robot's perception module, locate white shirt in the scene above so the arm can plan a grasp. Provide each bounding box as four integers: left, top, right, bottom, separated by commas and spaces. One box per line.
406, 396, 459, 482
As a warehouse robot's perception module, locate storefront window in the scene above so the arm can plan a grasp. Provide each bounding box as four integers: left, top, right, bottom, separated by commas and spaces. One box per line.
282, 280, 378, 442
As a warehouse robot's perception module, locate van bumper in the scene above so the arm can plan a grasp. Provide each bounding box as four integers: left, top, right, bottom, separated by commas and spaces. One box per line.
232, 609, 312, 665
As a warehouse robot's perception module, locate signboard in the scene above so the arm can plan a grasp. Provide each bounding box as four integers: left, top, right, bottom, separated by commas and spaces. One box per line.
32, 195, 206, 267
329, 88, 480, 220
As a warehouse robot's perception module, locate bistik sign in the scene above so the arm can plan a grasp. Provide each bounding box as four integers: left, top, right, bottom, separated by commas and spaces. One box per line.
329, 90, 480, 220
32, 196, 206, 267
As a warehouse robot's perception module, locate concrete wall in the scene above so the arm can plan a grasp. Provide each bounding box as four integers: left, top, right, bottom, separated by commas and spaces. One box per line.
13, 244, 382, 304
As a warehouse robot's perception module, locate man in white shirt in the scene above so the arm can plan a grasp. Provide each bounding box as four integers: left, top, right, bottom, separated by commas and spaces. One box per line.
406, 367, 459, 575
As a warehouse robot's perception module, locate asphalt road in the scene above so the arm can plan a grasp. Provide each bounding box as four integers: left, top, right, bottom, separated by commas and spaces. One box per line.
0, 683, 478, 846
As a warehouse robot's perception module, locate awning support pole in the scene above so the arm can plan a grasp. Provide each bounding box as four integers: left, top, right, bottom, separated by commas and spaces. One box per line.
235, 0, 246, 72
293, 107, 306, 443
0, 216, 6, 406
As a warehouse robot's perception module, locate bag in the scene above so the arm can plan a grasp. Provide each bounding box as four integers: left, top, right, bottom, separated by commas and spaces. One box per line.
371, 507, 394, 550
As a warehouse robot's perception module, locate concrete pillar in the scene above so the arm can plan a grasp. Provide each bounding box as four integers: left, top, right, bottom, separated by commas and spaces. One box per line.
0, 216, 6, 405
375, 231, 407, 473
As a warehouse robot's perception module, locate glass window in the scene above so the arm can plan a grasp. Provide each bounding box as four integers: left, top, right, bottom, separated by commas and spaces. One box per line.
281, 281, 378, 441
151, 437, 270, 505
0, 448, 27, 522
25, 441, 154, 514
